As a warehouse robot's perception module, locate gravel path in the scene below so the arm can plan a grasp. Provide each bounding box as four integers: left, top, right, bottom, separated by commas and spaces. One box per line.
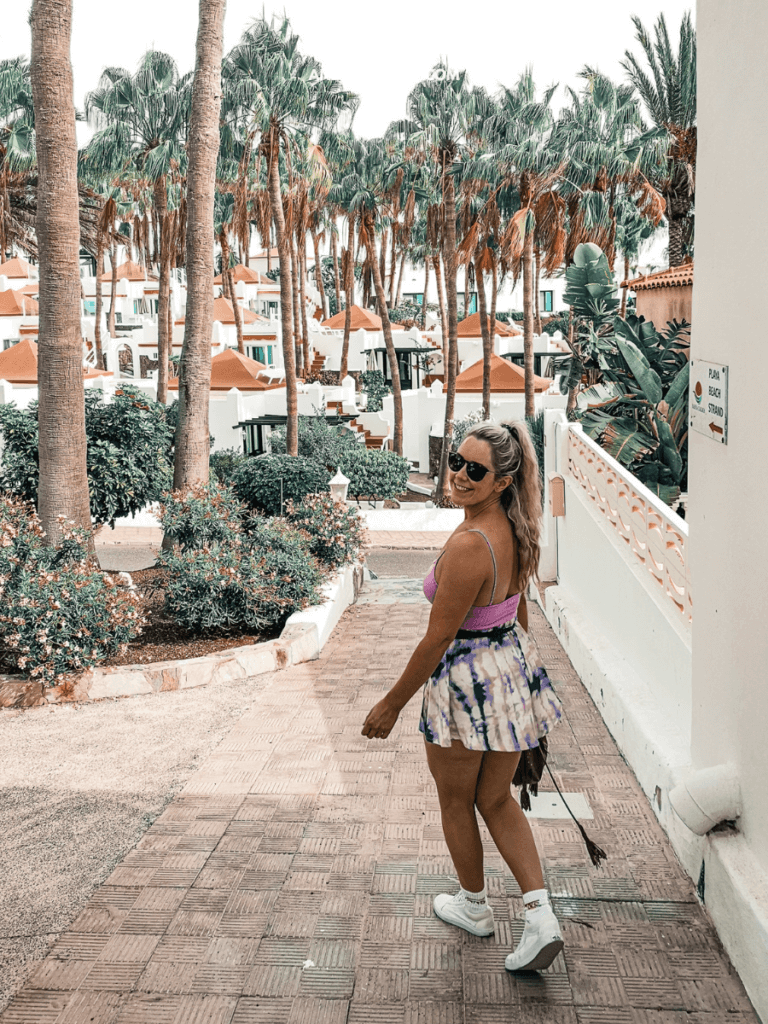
0, 675, 270, 1012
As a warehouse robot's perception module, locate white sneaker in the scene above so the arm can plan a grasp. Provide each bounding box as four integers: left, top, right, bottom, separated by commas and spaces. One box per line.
505, 906, 564, 971
433, 891, 495, 936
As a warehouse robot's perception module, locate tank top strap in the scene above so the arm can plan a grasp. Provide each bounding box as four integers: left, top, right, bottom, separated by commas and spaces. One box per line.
465, 529, 497, 605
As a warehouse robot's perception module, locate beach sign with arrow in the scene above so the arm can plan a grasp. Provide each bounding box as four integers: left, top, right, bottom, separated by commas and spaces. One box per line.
690, 359, 728, 444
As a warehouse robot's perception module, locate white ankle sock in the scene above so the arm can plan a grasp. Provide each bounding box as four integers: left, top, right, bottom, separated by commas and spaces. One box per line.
460, 885, 487, 904
522, 888, 550, 915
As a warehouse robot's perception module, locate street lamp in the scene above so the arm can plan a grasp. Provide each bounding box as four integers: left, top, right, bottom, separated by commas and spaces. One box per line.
329, 468, 350, 503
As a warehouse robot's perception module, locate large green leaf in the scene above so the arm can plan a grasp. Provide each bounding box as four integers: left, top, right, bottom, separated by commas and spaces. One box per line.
615, 336, 663, 405
601, 418, 657, 465
665, 361, 690, 408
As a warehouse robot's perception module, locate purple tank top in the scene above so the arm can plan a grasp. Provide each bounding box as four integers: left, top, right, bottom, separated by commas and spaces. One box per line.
423, 529, 521, 631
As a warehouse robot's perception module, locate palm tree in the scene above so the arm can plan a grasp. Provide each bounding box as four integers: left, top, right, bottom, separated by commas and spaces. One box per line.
483, 71, 564, 417
553, 69, 668, 272
621, 13, 696, 266
84, 52, 190, 403
29, 0, 91, 544
223, 16, 357, 454
0, 57, 36, 259
173, 0, 227, 491
389, 64, 477, 499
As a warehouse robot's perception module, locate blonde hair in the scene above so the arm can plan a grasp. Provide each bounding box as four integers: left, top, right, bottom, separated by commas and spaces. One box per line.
464, 420, 542, 590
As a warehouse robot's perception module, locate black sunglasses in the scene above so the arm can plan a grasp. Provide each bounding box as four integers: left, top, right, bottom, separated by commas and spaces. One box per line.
448, 451, 493, 482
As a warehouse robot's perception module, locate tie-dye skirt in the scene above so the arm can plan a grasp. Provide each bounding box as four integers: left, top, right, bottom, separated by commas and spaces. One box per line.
419, 621, 563, 752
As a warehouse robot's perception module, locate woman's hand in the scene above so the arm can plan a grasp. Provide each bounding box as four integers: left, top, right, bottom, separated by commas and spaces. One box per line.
362, 696, 401, 740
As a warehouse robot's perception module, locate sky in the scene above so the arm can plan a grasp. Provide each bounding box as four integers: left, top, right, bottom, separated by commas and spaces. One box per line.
4, 0, 694, 140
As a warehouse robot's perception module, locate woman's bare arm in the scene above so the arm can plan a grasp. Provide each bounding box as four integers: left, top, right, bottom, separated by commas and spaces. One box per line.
361, 533, 491, 738
518, 592, 528, 632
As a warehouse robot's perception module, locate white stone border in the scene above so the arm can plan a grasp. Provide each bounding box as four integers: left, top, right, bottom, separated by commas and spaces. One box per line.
0, 563, 365, 709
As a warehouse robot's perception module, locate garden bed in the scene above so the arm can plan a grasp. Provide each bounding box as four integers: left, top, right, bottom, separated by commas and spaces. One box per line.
0, 562, 365, 710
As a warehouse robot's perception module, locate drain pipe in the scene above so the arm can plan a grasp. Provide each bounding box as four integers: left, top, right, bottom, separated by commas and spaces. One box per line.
668, 764, 742, 836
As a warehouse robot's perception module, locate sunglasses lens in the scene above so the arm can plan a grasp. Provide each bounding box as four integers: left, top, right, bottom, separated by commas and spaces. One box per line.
448, 452, 464, 472
466, 462, 489, 482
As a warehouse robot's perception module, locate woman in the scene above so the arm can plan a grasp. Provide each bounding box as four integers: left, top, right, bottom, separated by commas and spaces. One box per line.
362, 420, 565, 972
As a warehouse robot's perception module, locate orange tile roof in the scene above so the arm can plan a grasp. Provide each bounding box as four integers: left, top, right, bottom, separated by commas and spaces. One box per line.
456, 312, 521, 337
20, 282, 39, 296
621, 262, 694, 290
0, 338, 112, 382
0, 256, 34, 279
0, 289, 39, 316
98, 260, 157, 283
168, 347, 282, 392
320, 305, 404, 332
451, 353, 549, 394
212, 296, 265, 325
213, 264, 275, 286
0, 338, 39, 383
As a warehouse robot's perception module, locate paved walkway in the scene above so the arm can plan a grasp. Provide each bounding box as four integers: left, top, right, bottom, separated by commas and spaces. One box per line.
1, 582, 757, 1024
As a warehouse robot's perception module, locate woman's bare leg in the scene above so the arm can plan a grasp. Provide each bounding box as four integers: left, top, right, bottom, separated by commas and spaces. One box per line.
424, 740, 485, 892
474, 750, 545, 894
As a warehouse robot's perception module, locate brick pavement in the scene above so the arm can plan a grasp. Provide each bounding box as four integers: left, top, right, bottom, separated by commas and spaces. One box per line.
2, 582, 758, 1024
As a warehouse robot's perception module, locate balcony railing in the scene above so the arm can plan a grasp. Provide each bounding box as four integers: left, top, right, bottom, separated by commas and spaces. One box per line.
567, 426, 691, 630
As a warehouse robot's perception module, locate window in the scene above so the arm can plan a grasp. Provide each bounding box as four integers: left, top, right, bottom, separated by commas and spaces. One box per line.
403, 292, 424, 306
83, 300, 96, 314
250, 345, 273, 364
461, 292, 478, 315
539, 290, 554, 313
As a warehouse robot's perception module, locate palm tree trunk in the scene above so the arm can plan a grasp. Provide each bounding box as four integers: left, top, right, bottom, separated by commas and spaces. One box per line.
366, 234, 403, 455
522, 220, 535, 418
489, 252, 498, 353
30, 0, 92, 544
534, 245, 542, 335
289, 234, 302, 375
433, 254, 449, 381
267, 140, 297, 455
230, 276, 244, 355
475, 254, 492, 420
379, 227, 388, 309
389, 229, 397, 308
668, 216, 685, 268
297, 240, 310, 373
340, 233, 353, 380
331, 225, 342, 314
94, 235, 104, 369
173, 0, 225, 489
395, 249, 407, 309
437, 171, 459, 501
620, 254, 630, 318
154, 175, 171, 404
422, 259, 430, 329
311, 231, 327, 319
108, 241, 118, 337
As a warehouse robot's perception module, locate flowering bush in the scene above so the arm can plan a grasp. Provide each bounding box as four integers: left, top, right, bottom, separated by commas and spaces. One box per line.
159, 483, 247, 552
285, 494, 367, 570
161, 518, 325, 632
0, 497, 144, 686
338, 447, 410, 504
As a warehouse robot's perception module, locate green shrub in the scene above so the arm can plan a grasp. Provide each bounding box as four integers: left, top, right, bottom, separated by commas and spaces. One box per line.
0, 497, 143, 685
338, 447, 410, 504
161, 517, 325, 632
268, 416, 361, 471
285, 493, 368, 569
210, 448, 248, 486
360, 369, 392, 413
233, 454, 330, 516
0, 386, 173, 527
158, 483, 247, 552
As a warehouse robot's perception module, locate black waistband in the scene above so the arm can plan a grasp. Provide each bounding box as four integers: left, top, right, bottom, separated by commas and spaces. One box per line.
454, 621, 518, 641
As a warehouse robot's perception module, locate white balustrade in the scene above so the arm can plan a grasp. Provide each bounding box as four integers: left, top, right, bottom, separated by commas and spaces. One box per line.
567, 426, 691, 629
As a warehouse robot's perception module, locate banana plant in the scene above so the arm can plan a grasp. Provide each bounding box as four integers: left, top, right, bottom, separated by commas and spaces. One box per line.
558, 242, 690, 505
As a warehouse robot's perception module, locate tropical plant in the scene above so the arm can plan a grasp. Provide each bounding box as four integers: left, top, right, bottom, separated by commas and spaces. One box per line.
559, 242, 690, 503
0, 387, 174, 527
0, 496, 143, 685
621, 12, 697, 266
210, 447, 248, 485
360, 369, 392, 413
158, 482, 246, 552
